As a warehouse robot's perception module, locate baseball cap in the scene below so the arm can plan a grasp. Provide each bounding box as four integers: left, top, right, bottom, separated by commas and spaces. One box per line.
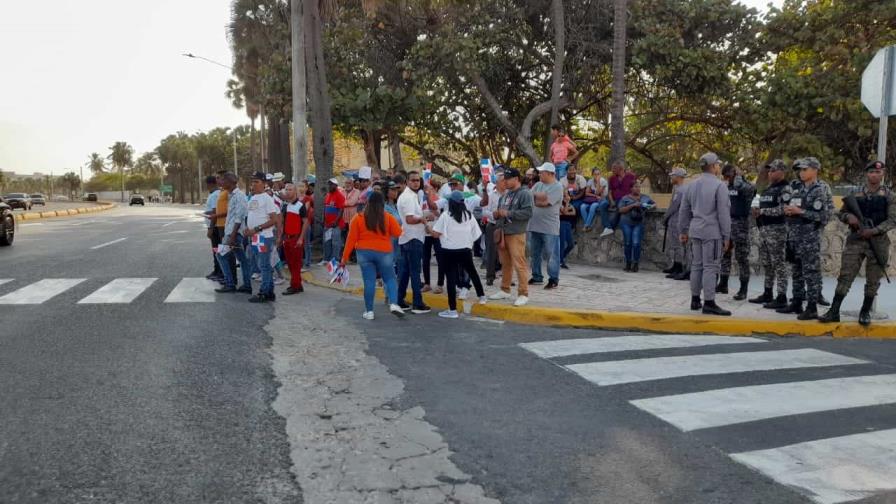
386, 180, 398, 189
802, 157, 821, 169
865, 160, 886, 171
699, 152, 720, 167
272, 172, 285, 182
791, 159, 804, 171
328, 177, 339, 185
449, 190, 465, 202
450, 173, 465, 184
765, 159, 786, 171
305, 174, 317, 184
668, 167, 687, 177
537, 162, 556, 173
504, 168, 521, 179
251, 171, 267, 181
265, 173, 274, 182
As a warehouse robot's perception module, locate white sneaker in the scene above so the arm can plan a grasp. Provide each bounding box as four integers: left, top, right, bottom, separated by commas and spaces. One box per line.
362, 311, 375, 320
600, 228, 614, 237
317, 260, 328, 266
514, 295, 529, 306
489, 291, 511, 300
389, 304, 405, 318
274, 277, 285, 285
252, 272, 261, 280
438, 309, 459, 319
432, 286, 443, 294
479, 296, 488, 305
458, 288, 469, 300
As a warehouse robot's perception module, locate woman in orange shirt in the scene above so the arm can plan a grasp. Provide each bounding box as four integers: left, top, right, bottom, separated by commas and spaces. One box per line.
341, 191, 405, 320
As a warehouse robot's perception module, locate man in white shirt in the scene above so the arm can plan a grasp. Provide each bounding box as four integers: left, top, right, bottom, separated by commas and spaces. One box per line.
396, 170, 432, 313
244, 172, 282, 303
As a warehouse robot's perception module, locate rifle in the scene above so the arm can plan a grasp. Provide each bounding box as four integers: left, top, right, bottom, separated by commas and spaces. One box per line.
842, 195, 891, 283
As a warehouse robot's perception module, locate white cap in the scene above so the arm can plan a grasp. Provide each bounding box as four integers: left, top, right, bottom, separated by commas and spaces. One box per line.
328, 177, 340, 185
536, 162, 556, 173
272, 172, 285, 182
358, 166, 372, 180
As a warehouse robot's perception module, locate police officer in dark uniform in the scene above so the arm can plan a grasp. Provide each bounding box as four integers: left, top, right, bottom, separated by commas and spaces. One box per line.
820, 160, 896, 325
750, 159, 790, 309
719, 163, 756, 299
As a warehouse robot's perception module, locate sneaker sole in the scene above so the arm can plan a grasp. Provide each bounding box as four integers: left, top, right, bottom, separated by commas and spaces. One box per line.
411, 309, 431, 314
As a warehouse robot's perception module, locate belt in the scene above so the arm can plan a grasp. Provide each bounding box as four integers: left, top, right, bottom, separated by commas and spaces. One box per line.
283, 233, 301, 239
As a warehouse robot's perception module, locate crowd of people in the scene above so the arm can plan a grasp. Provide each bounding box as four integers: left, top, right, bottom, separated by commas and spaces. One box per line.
199, 129, 894, 327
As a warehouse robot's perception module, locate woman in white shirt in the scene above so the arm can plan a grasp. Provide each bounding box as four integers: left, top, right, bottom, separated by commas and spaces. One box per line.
429, 191, 487, 318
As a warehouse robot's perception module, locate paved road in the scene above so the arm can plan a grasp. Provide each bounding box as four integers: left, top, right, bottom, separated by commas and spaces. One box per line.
0, 206, 299, 503
3, 205, 896, 504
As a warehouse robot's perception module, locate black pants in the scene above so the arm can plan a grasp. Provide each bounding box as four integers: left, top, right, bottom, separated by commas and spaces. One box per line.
442, 248, 485, 311
483, 222, 501, 281
210, 227, 223, 275
423, 235, 444, 287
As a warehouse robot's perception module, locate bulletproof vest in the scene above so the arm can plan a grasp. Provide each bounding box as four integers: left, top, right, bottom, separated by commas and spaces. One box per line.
729, 178, 751, 218
757, 181, 787, 226
856, 189, 890, 226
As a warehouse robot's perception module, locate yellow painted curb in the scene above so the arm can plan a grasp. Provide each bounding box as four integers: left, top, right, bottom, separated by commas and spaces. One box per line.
301, 271, 896, 339
12, 203, 114, 221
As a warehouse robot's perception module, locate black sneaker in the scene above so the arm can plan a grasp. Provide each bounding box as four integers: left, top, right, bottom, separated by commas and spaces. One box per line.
264, 292, 277, 302
560, 263, 569, 270
248, 294, 268, 303
236, 286, 253, 294
205, 272, 220, 280
544, 280, 558, 290
283, 286, 304, 295
398, 301, 412, 311
411, 304, 431, 314
215, 286, 236, 293
528, 278, 543, 285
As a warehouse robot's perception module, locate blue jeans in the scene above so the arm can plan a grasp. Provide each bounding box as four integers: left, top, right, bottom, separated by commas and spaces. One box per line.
529, 231, 560, 283
218, 234, 253, 289
303, 225, 312, 267
322, 226, 343, 262
397, 239, 424, 307
581, 200, 610, 229
254, 235, 275, 295
621, 221, 645, 263
560, 221, 575, 264
555, 161, 569, 179
358, 249, 398, 311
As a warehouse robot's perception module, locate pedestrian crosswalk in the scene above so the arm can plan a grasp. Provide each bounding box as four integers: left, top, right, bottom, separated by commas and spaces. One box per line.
520, 334, 896, 504
0, 277, 225, 305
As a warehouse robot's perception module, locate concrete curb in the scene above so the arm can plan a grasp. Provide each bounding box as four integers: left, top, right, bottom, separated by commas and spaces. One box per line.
301, 271, 896, 339
12, 202, 115, 221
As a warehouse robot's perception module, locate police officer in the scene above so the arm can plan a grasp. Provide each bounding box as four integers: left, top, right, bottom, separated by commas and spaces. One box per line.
780, 157, 834, 320
820, 160, 896, 325
719, 163, 756, 299
750, 159, 790, 309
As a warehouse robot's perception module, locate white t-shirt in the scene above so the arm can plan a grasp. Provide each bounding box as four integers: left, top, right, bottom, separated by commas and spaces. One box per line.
433, 212, 482, 250
586, 177, 609, 194
397, 186, 426, 244
247, 193, 279, 238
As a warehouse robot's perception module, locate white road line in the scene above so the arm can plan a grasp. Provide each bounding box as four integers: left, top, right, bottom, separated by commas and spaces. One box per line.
0, 279, 12, 288
631, 374, 896, 431
520, 334, 764, 359
162, 221, 177, 227
78, 278, 157, 304
19, 223, 44, 227
165, 230, 190, 234
565, 349, 867, 386
164, 278, 217, 303
731, 428, 896, 504
0, 279, 87, 305
90, 237, 128, 250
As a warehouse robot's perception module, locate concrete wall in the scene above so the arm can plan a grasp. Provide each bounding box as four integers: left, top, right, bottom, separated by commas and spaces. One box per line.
570, 211, 896, 278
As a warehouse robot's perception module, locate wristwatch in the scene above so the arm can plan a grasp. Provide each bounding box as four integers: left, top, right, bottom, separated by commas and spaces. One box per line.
254, 225, 263, 233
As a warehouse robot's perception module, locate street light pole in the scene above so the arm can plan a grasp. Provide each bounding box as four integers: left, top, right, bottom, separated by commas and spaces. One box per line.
291, 0, 308, 181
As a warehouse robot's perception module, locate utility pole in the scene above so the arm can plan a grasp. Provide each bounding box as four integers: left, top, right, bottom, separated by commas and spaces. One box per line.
120, 164, 125, 203
79, 165, 83, 198
877, 46, 894, 163
198, 158, 204, 194
290, 0, 308, 181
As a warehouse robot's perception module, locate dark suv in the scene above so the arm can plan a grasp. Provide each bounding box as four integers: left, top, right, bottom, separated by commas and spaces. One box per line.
129, 194, 145, 206
3, 193, 32, 210
0, 196, 14, 246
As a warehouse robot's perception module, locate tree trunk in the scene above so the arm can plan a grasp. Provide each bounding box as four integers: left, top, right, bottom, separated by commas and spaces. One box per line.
290, 0, 308, 182
303, 0, 335, 236
389, 131, 404, 173
360, 129, 381, 170
250, 116, 258, 171
279, 119, 292, 181
544, 0, 566, 161
178, 170, 185, 204
267, 119, 281, 175
260, 107, 268, 173
610, 0, 628, 164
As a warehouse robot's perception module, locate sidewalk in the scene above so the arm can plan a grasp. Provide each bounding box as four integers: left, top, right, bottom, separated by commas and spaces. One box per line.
303, 258, 896, 339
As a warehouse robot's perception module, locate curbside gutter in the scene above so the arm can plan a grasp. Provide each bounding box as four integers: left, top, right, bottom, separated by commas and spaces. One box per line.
12, 202, 115, 221
302, 271, 896, 340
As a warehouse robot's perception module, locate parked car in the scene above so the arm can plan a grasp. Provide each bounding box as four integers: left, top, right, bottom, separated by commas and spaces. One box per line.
2, 193, 32, 210
129, 194, 146, 206
85, 193, 98, 202
30, 193, 46, 206
0, 196, 14, 246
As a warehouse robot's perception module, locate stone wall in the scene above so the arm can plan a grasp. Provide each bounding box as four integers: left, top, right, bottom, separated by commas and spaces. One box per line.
571, 211, 896, 278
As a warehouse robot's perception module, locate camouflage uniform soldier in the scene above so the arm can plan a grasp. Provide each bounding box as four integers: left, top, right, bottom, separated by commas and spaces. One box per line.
749, 159, 791, 309
663, 167, 689, 278
821, 161, 896, 326
780, 157, 834, 320
720, 164, 756, 299
778, 160, 807, 315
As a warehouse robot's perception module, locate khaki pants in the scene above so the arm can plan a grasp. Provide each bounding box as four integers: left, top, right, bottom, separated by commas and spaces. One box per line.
498, 233, 529, 296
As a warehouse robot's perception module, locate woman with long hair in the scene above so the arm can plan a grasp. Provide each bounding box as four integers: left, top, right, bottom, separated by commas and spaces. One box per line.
340, 190, 405, 320
428, 191, 487, 319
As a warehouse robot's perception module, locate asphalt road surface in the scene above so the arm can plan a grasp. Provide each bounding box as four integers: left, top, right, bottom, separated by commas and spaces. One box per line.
2, 204, 896, 504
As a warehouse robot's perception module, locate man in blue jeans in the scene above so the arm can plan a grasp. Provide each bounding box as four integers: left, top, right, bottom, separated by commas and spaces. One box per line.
528, 162, 564, 289
215, 173, 253, 294
395, 171, 431, 313
244, 172, 282, 303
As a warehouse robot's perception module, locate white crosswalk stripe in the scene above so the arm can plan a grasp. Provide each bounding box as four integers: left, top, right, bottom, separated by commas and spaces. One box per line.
78, 278, 158, 304
565, 349, 866, 386
522, 334, 896, 503
520, 334, 764, 358
0, 279, 87, 305
631, 374, 896, 431
164, 277, 218, 303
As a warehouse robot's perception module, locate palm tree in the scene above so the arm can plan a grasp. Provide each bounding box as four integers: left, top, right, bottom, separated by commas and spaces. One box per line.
610, 0, 628, 163
87, 152, 106, 174
108, 141, 135, 202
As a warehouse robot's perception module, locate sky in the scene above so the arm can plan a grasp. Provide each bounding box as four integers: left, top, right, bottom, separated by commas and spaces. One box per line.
0, 0, 784, 177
